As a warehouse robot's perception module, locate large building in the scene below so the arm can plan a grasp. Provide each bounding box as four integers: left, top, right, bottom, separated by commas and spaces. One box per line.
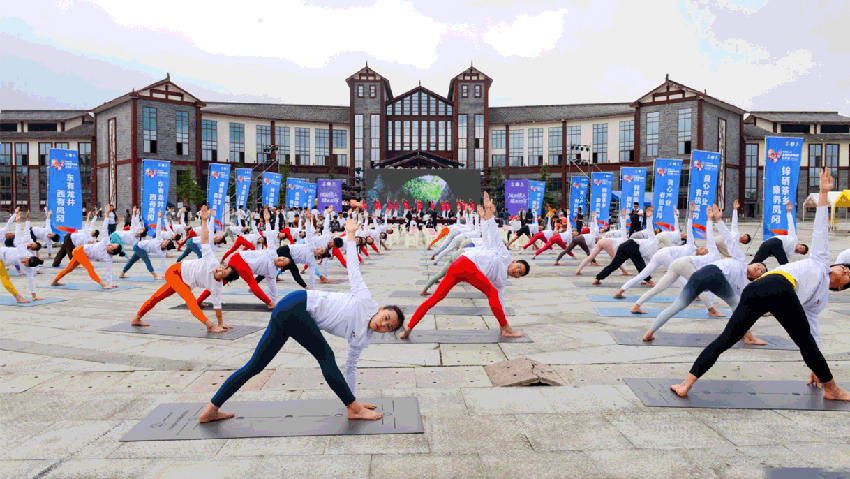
2, 65, 849, 217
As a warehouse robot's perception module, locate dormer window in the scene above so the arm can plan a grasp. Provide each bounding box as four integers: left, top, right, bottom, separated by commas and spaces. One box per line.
461, 85, 468, 98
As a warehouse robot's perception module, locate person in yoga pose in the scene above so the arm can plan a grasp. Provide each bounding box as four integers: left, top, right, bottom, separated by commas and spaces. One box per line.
554, 212, 604, 265
198, 202, 405, 423
401, 192, 528, 339
0, 244, 44, 303
749, 200, 807, 266
51, 213, 122, 289
641, 205, 766, 343
670, 168, 850, 402
574, 209, 631, 276
119, 211, 175, 279
30, 210, 60, 258
592, 206, 657, 286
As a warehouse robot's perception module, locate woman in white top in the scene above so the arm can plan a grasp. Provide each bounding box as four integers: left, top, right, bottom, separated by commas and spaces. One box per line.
672, 168, 850, 402
199, 202, 404, 423
574, 210, 631, 276
51, 214, 122, 289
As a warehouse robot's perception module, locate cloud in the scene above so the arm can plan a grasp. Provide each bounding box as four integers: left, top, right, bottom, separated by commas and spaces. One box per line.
481, 8, 569, 58
713, 0, 770, 14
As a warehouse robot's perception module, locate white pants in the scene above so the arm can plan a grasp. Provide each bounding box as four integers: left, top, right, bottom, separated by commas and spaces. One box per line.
634, 256, 714, 309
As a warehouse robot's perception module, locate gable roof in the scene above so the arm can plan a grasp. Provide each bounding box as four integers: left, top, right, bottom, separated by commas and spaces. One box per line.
632, 78, 745, 115
92, 76, 205, 113
387, 85, 452, 106
489, 103, 634, 125
0, 110, 88, 122
447, 66, 492, 101
345, 64, 393, 99
0, 123, 95, 141
202, 102, 350, 124
747, 111, 850, 123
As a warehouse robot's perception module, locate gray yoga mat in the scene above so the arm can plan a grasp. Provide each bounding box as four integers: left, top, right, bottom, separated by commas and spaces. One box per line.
765, 467, 849, 479
572, 281, 658, 289
120, 397, 423, 441
414, 279, 514, 287
100, 321, 263, 340
371, 329, 532, 344
0, 297, 67, 307
624, 378, 850, 412
225, 288, 293, 296
390, 290, 486, 300
609, 330, 798, 351
594, 307, 730, 319
49, 283, 137, 293
171, 303, 272, 312
587, 294, 678, 303
398, 305, 515, 316
116, 276, 165, 283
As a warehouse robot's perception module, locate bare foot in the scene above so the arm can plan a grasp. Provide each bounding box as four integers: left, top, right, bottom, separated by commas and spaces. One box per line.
119, 272, 127, 278
500, 326, 525, 338
621, 271, 632, 276
130, 315, 150, 327
613, 289, 626, 299
670, 382, 691, 397
51, 281, 64, 287
207, 325, 233, 333
420, 289, 429, 296
575, 270, 582, 275
742, 332, 767, 345
823, 381, 850, 401
642, 330, 655, 341
632, 305, 648, 315
198, 402, 235, 423
554, 261, 560, 266
348, 402, 383, 420
592, 279, 601, 285
320, 277, 333, 284
707, 308, 725, 317
643, 280, 655, 287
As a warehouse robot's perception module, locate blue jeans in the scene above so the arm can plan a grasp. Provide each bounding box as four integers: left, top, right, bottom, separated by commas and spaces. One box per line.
123, 243, 154, 273
176, 238, 202, 263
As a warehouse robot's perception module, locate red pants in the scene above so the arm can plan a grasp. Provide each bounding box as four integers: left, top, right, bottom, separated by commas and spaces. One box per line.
197, 253, 270, 305
534, 237, 567, 257
137, 263, 208, 323
407, 256, 507, 329
332, 247, 347, 268
177, 228, 197, 249
360, 245, 369, 257
280, 228, 295, 244
522, 232, 547, 250
370, 242, 380, 253
222, 236, 255, 261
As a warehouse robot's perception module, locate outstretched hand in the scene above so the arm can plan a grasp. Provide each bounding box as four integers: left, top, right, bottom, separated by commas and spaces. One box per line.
200, 206, 210, 221
820, 166, 833, 192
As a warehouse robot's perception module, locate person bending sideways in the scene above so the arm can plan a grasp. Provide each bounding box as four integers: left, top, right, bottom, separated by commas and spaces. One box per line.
592, 206, 657, 286
197, 249, 291, 310
642, 205, 767, 344
30, 210, 60, 258
749, 200, 808, 266
574, 209, 631, 276
670, 168, 850, 402
0, 246, 44, 303
554, 212, 603, 265
130, 207, 238, 332
712, 200, 752, 258
198, 205, 405, 423
120, 212, 175, 280
401, 192, 528, 339
51, 215, 122, 290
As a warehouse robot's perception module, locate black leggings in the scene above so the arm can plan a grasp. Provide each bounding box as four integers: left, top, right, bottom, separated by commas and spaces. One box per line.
211, 290, 355, 407
514, 225, 531, 238
556, 236, 589, 260
750, 237, 789, 265
52, 235, 76, 267
690, 274, 832, 382
596, 239, 650, 282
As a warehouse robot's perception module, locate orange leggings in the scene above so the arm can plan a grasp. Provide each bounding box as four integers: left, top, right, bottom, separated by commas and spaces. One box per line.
137, 263, 209, 324
429, 227, 450, 247
54, 246, 101, 284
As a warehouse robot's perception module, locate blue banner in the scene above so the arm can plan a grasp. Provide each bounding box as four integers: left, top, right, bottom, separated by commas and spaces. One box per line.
652, 159, 683, 231
505, 179, 529, 216
47, 148, 82, 239
262, 172, 283, 207
763, 136, 803, 240
527, 180, 546, 217
569, 176, 589, 227
317, 179, 342, 211
207, 163, 230, 231
590, 172, 614, 228
142, 160, 171, 237
620, 167, 647, 228
303, 181, 317, 209
285, 178, 304, 208
687, 150, 720, 239
235, 168, 252, 209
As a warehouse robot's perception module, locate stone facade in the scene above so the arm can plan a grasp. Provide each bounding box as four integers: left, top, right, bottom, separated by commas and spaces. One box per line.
136, 99, 197, 162
350, 81, 383, 168
639, 100, 699, 162
455, 82, 487, 169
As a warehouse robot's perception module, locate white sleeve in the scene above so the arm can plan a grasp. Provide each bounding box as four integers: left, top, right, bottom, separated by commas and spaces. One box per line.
810, 206, 829, 265
266, 273, 278, 305
730, 210, 739, 239
0, 215, 13, 235
346, 241, 370, 299
786, 210, 797, 244
344, 346, 363, 397
716, 221, 744, 262
705, 219, 718, 257
104, 255, 113, 286
26, 268, 37, 295
686, 218, 694, 246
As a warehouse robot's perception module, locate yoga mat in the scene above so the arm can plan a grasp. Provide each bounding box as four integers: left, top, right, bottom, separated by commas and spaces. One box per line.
594, 307, 730, 319
587, 294, 678, 303
100, 321, 263, 340
171, 303, 273, 312
624, 378, 850, 412
225, 288, 292, 296
371, 329, 532, 344
414, 280, 514, 287
116, 276, 165, 283
390, 290, 486, 300
609, 331, 798, 351
120, 397, 423, 441
0, 297, 67, 307
49, 283, 137, 293
397, 305, 515, 316
572, 281, 659, 288
765, 467, 849, 479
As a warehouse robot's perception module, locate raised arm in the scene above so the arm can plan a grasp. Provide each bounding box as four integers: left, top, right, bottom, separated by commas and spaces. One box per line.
730, 202, 739, 238
345, 202, 370, 299
810, 167, 831, 265
785, 201, 797, 242
712, 206, 744, 262
686, 202, 695, 246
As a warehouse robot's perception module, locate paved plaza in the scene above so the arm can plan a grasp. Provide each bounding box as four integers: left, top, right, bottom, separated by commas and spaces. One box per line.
1, 221, 849, 479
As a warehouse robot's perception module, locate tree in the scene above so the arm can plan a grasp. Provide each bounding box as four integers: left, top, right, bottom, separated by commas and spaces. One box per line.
488, 167, 505, 208
278, 161, 290, 207
175, 170, 206, 209
328, 168, 336, 180
538, 164, 561, 210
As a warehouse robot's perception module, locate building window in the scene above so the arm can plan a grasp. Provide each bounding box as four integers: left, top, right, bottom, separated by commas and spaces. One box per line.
807, 144, 823, 193
202, 120, 217, 161
411, 120, 419, 151
592, 123, 608, 163
528, 128, 543, 166
474, 115, 484, 169
491, 154, 505, 167
566, 125, 581, 161
412, 92, 420, 116
474, 84, 481, 98
821, 125, 850, 134
619, 120, 634, 162
438, 121, 446, 151
678, 108, 692, 155
14, 143, 28, 206
14, 142, 28, 165
38, 143, 51, 166
295, 127, 310, 165
825, 144, 840, 187
457, 115, 467, 168
403, 96, 411, 115
462, 85, 468, 98
143, 106, 157, 154
780, 124, 810, 134
28, 123, 57, 132
0, 125, 16, 133
275, 126, 290, 163
357, 85, 363, 98
646, 111, 659, 156
438, 102, 446, 116
509, 130, 524, 166
314, 128, 329, 166
430, 96, 437, 115
548, 127, 562, 165
403, 121, 411, 151
255, 125, 271, 162
429, 120, 437, 150
54, 142, 69, 150
175, 111, 189, 155
354, 115, 363, 170
369, 85, 376, 98
0, 143, 10, 204
394, 121, 402, 151
447, 121, 452, 150
744, 143, 758, 203
333, 129, 347, 149
334, 153, 347, 167
491, 130, 506, 150
229, 123, 245, 162
371, 114, 380, 165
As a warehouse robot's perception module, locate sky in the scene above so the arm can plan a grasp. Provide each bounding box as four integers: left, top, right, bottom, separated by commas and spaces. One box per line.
1, 0, 848, 114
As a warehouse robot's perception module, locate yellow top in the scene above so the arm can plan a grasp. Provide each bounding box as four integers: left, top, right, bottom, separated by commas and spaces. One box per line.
759, 270, 796, 290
